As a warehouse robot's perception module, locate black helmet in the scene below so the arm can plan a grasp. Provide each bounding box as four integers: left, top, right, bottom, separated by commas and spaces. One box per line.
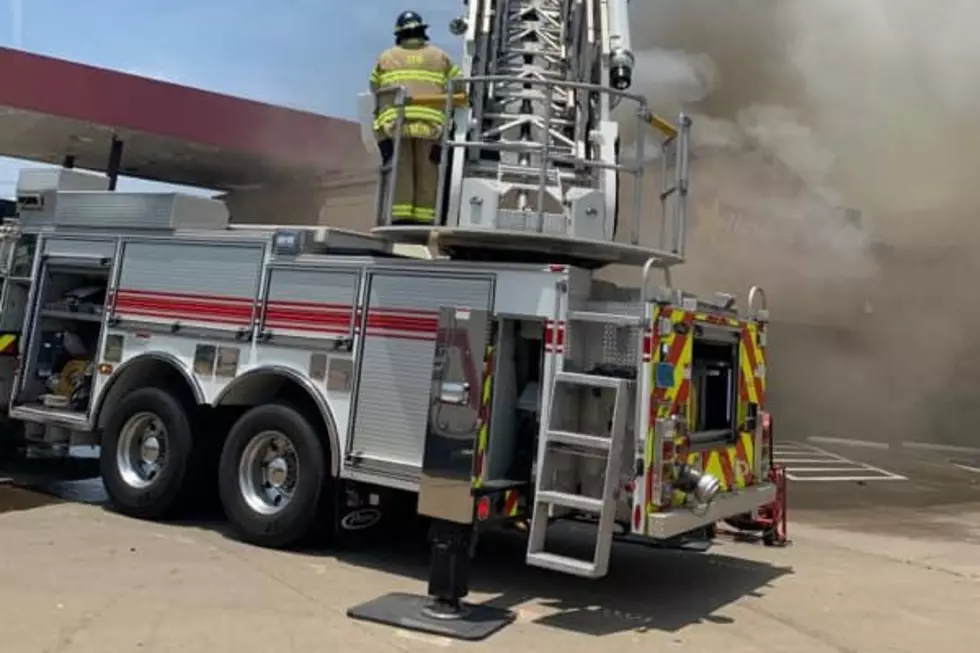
394, 10, 428, 40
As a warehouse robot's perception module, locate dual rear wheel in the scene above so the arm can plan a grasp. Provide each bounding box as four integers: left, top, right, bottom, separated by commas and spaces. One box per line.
218, 403, 333, 548
100, 388, 333, 548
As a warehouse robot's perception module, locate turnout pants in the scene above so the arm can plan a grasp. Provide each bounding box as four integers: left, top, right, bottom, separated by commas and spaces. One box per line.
390, 137, 439, 224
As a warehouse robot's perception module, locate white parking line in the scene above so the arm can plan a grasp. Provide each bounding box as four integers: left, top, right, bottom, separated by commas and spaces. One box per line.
788, 467, 885, 472
782, 476, 907, 483
776, 459, 841, 464
808, 436, 890, 450
903, 441, 980, 455
951, 462, 980, 475
773, 443, 906, 482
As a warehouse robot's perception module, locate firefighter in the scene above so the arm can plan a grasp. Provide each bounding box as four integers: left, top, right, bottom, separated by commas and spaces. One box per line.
370, 11, 462, 225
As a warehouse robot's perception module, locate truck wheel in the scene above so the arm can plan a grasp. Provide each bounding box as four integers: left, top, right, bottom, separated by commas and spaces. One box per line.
0, 418, 25, 463
218, 403, 332, 549
100, 387, 195, 520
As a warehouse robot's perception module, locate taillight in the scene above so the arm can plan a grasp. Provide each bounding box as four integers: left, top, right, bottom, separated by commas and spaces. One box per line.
476, 496, 491, 521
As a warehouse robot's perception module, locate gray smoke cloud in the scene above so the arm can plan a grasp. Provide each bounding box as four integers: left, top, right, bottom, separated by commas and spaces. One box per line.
615, 0, 980, 444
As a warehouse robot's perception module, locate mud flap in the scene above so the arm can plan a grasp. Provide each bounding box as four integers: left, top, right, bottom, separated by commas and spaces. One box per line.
332, 480, 423, 548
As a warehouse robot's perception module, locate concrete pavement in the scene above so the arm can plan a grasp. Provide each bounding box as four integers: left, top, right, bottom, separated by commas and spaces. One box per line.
1, 486, 979, 653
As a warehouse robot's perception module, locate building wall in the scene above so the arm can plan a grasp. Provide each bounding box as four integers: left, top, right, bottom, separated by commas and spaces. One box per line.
224, 171, 378, 229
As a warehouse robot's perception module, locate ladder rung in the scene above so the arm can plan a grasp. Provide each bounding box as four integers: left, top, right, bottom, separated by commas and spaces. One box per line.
536, 490, 603, 513
554, 370, 624, 390
546, 429, 611, 451
567, 310, 643, 327
525, 551, 601, 578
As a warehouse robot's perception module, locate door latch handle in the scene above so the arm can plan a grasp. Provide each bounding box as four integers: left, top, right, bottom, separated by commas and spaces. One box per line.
438, 381, 470, 405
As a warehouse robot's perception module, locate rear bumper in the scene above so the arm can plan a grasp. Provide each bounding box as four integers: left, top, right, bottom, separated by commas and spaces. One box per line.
646, 483, 777, 540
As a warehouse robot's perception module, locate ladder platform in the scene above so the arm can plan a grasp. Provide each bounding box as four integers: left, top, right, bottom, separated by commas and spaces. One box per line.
371, 225, 683, 269
525, 552, 603, 578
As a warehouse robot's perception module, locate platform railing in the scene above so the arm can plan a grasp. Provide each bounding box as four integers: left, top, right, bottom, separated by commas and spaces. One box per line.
371, 85, 409, 229
370, 78, 692, 260
442, 75, 690, 255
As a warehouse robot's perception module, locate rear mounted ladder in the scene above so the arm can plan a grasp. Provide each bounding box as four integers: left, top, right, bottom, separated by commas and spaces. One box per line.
527, 370, 631, 578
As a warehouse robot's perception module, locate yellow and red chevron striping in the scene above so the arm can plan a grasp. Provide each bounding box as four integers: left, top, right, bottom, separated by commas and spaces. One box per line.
666, 432, 755, 504
471, 345, 496, 488
651, 307, 695, 419
739, 322, 766, 407
503, 489, 520, 517
645, 307, 766, 518
0, 333, 18, 356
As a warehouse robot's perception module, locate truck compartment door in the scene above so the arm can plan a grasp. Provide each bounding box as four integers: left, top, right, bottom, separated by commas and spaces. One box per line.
347, 273, 493, 479
418, 307, 494, 524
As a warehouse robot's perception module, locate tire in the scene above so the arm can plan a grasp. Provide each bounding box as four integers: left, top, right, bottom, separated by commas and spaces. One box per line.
0, 418, 25, 463
218, 403, 333, 549
100, 387, 196, 520
724, 513, 766, 533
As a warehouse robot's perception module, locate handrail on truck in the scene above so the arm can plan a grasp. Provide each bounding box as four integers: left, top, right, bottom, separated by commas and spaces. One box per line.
748, 285, 769, 321
640, 255, 674, 303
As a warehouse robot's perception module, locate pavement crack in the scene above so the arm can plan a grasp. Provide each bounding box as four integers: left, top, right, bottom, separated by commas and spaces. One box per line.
209, 541, 322, 605
795, 532, 977, 582
49, 595, 123, 653
742, 602, 861, 653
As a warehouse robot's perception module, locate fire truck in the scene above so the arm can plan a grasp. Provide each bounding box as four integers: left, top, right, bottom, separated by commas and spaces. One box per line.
0, 0, 783, 640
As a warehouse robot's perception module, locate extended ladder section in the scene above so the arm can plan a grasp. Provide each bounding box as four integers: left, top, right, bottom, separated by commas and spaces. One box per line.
527, 369, 630, 578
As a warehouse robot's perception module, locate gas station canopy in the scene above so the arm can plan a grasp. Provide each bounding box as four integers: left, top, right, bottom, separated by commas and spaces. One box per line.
0, 47, 367, 190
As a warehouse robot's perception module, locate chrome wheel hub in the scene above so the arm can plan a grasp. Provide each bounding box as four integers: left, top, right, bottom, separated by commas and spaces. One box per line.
141, 436, 161, 465
239, 431, 299, 516
266, 457, 289, 488
117, 412, 169, 490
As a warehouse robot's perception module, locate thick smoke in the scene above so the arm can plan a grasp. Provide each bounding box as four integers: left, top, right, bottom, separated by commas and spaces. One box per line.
616, 0, 980, 444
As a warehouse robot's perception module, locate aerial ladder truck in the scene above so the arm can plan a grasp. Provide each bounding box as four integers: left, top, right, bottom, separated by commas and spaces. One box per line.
347, 0, 783, 638
0, 0, 783, 642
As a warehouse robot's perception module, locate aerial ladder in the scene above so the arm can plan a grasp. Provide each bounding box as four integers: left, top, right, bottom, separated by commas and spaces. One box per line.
350, 0, 777, 641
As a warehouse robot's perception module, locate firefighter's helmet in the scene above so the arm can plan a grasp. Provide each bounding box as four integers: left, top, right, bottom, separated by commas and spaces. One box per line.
394, 11, 428, 42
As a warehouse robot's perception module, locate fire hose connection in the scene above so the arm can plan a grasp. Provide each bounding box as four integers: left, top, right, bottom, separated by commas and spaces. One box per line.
674, 464, 721, 507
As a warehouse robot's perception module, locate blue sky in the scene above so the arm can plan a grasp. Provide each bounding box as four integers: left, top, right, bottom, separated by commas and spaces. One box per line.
0, 0, 461, 197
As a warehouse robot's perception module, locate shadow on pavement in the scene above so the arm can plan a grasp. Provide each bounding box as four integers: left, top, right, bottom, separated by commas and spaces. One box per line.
0, 456, 103, 515
153, 511, 792, 636
0, 485, 65, 514
321, 520, 792, 636
0, 456, 105, 515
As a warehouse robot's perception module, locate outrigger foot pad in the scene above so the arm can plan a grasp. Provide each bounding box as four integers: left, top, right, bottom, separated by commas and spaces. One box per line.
347, 592, 515, 641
